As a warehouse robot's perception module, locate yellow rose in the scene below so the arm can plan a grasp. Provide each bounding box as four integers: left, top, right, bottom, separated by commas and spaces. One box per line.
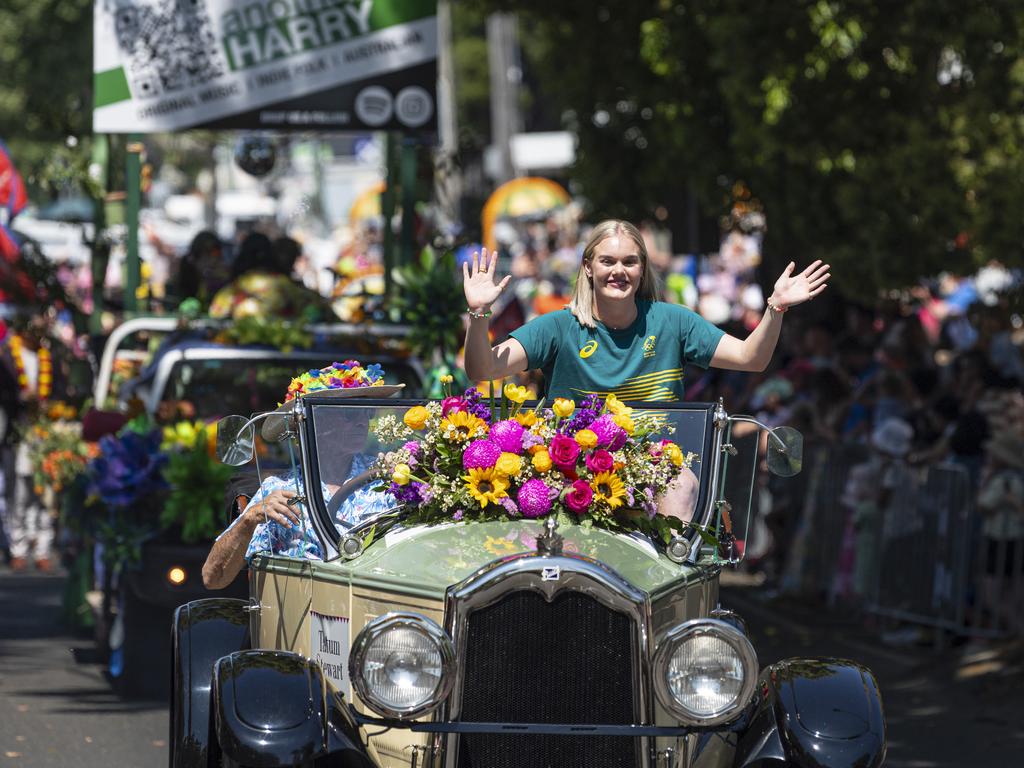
606, 394, 633, 417
531, 449, 553, 473
403, 406, 430, 430
495, 452, 523, 477
392, 463, 412, 485
552, 398, 575, 418
504, 383, 529, 404
663, 443, 684, 467
612, 414, 635, 435
575, 429, 598, 450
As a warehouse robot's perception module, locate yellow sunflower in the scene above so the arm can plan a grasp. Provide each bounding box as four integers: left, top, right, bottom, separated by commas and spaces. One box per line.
590, 471, 627, 510
464, 467, 510, 508
442, 411, 488, 442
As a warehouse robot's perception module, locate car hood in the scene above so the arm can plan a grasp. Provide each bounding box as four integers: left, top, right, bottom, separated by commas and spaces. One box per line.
314, 519, 698, 599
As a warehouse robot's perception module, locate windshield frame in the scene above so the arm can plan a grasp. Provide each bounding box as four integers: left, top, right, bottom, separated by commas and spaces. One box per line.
296, 398, 727, 563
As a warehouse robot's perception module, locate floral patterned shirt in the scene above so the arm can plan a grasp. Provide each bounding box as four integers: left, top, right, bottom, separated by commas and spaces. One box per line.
217, 454, 391, 562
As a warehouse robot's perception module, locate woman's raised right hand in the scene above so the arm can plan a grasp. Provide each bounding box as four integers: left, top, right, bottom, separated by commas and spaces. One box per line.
462, 248, 511, 313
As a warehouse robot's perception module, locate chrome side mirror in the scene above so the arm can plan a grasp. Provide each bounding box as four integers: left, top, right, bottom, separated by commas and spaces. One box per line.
216, 415, 255, 466
766, 426, 803, 477
726, 415, 804, 478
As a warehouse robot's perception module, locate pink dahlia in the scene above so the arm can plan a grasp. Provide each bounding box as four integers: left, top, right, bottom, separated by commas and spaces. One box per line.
463, 439, 502, 470
517, 478, 552, 518
489, 419, 525, 453
590, 414, 627, 451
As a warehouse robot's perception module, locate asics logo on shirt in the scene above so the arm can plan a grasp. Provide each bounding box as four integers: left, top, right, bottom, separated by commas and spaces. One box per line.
579, 340, 598, 358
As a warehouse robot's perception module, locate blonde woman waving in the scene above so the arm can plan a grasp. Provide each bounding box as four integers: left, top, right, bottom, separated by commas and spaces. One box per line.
463, 219, 830, 402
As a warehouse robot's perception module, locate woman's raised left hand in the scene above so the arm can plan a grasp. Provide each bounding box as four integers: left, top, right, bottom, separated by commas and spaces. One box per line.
768, 260, 831, 310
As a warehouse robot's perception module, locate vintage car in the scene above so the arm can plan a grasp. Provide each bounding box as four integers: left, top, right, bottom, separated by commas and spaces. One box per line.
171, 396, 886, 767
90, 318, 425, 697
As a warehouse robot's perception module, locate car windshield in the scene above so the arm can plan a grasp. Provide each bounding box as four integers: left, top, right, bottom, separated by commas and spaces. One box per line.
298, 401, 753, 552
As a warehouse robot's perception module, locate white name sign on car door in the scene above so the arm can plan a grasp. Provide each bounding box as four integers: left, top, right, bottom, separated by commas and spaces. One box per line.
310, 611, 350, 699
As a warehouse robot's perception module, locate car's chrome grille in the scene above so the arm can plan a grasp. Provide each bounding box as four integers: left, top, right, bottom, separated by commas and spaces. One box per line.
457, 589, 636, 768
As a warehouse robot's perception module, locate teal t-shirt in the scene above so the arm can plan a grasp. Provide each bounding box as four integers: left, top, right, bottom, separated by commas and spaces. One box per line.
508, 301, 725, 401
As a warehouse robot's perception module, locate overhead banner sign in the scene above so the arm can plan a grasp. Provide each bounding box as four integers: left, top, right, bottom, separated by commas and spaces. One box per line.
93, 0, 437, 134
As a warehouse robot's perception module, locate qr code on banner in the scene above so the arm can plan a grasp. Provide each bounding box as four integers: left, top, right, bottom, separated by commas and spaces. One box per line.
113, 0, 225, 99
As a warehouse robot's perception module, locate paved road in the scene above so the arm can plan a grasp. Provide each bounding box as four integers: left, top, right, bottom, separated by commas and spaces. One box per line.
0, 569, 167, 767
721, 575, 1024, 767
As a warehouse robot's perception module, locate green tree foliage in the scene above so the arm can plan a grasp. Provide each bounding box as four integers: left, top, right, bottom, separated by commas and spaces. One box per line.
465, 0, 1024, 295
0, 0, 93, 184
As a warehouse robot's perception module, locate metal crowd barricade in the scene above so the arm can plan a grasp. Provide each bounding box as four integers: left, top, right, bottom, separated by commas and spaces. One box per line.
782, 441, 1023, 638
779, 441, 868, 597
864, 462, 974, 633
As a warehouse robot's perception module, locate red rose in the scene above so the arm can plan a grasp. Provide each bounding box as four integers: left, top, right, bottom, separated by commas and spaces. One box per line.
565, 480, 593, 514
549, 434, 581, 471
441, 397, 466, 416
585, 449, 614, 474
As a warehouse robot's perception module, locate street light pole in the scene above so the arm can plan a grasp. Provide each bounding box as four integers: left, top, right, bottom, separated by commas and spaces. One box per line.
124, 135, 143, 313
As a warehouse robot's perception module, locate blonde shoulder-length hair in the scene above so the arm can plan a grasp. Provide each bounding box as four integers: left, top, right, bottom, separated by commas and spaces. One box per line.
567, 219, 662, 329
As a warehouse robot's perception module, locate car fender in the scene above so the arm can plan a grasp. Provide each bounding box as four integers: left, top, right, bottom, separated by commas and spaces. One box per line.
213, 650, 375, 768
734, 658, 886, 768
171, 598, 250, 768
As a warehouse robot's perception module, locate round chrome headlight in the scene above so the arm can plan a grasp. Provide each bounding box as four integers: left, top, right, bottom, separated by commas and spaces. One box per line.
653, 619, 758, 726
349, 612, 455, 719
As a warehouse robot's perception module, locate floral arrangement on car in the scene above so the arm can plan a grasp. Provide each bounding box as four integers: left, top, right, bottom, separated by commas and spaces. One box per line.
283, 360, 386, 402
372, 380, 697, 543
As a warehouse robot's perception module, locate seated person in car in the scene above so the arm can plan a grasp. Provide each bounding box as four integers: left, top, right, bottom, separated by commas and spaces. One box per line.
202, 363, 400, 589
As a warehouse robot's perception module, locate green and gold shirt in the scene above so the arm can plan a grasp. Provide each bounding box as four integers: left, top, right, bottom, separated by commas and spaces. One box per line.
509, 301, 724, 402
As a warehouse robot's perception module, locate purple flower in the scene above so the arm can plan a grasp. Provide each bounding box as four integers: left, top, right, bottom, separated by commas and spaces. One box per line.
590, 414, 627, 451
561, 394, 602, 435
499, 496, 520, 516
522, 431, 545, 450
490, 419, 525, 453
463, 439, 502, 469
453, 509, 464, 521
462, 388, 492, 423
517, 478, 552, 518
86, 429, 168, 508
387, 481, 425, 505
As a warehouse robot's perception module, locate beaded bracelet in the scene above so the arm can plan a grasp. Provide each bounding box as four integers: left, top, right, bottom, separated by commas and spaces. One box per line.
766, 299, 788, 314
467, 307, 493, 319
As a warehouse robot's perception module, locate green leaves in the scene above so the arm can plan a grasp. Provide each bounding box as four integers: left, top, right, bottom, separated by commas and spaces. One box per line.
217, 317, 314, 352
391, 246, 465, 364
160, 432, 234, 544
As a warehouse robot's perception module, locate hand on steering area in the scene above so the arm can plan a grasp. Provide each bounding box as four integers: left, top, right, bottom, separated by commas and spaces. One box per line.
246, 489, 302, 529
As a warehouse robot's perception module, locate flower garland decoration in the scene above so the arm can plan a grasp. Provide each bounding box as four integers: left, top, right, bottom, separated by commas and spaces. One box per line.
373, 381, 698, 543
283, 360, 386, 403
9, 334, 52, 400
